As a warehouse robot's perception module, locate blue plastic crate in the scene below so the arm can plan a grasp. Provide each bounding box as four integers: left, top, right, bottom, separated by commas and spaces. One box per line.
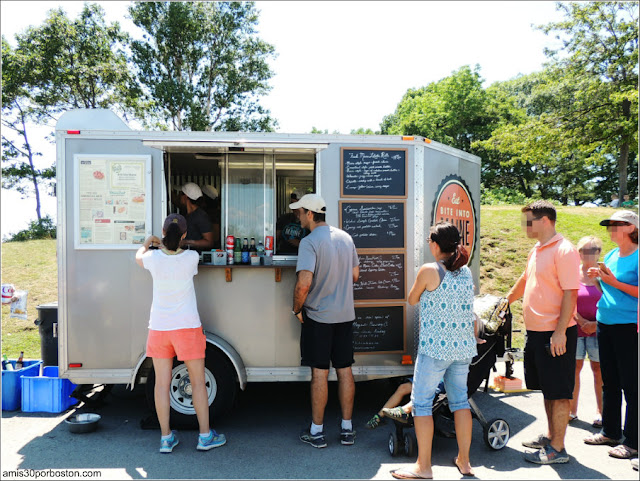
21, 366, 78, 413
2, 360, 42, 411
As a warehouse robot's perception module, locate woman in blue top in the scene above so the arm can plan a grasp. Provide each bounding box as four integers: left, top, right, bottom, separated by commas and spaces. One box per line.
584, 210, 638, 460
391, 222, 477, 480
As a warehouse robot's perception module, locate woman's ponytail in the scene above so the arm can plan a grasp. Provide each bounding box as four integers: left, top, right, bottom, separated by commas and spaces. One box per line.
162, 223, 182, 251
430, 222, 469, 272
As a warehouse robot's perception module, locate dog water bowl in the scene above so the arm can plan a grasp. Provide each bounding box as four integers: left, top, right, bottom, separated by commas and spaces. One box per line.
65, 413, 101, 433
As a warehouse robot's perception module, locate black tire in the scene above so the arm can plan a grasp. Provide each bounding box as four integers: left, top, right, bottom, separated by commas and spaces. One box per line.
145, 346, 238, 424
388, 432, 400, 457
403, 432, 416, 457
483, 418, 510, 450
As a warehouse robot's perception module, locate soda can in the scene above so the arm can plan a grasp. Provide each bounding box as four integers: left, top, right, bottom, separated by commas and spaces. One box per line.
226, 249, 234, 265
265, 236, 274, 251
225, 235, 235, 250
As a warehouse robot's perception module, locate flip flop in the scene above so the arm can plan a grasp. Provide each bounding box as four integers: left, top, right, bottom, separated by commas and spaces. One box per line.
608, 444, 638, 459
453, 457, 475, 477
569, 414, 578, 423
390, 468, 432, 480
592, 417, 603, 428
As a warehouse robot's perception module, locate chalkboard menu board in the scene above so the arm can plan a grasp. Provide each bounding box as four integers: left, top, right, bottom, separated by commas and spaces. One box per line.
354, 253, 405, 301
341, 148, 407, 198
353, 305, 405, 353
340, 201, 405, 249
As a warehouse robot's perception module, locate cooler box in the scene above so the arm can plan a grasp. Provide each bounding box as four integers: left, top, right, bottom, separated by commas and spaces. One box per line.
20, 366, 78, 413
2, 360, 42, 411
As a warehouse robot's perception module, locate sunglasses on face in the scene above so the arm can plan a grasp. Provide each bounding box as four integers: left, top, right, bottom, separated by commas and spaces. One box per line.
523, 216, 543, 227
580, 247, 601, 255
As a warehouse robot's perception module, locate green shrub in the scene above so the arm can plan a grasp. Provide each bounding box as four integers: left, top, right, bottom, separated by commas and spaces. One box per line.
5, 216, 56, 242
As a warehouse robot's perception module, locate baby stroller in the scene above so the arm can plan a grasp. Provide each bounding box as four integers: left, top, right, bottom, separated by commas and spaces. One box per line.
388, 296, 516, 456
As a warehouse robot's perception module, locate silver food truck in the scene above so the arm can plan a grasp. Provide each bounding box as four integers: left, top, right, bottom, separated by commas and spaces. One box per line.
54, 109, 481, 422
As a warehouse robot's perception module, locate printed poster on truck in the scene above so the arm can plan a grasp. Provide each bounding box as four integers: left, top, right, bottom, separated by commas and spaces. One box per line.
75, 154, 151, 248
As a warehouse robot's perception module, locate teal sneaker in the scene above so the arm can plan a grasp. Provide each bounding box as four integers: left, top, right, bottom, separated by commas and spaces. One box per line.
159, 431, 179, 453
197, 429, 226, 451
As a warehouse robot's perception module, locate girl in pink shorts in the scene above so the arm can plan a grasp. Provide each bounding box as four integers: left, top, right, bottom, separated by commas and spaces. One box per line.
136, 214, 225, 453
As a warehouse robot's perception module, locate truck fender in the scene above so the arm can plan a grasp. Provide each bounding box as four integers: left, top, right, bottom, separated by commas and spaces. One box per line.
128, 331, 247, 391
203, 330, 247, 391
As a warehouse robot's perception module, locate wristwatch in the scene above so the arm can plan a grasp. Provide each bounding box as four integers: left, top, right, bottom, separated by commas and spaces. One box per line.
292, 310, 301, 317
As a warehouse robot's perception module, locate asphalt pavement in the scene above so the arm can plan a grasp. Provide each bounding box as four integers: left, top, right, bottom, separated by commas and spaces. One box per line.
1, 360, 635, 480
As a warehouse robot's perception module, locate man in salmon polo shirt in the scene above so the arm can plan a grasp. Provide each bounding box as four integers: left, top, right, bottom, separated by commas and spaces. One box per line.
506, 200, 580, 465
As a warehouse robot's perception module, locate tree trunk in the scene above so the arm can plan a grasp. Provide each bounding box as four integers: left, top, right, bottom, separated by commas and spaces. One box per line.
618, 99, 631, 199
19, 107, 42, 221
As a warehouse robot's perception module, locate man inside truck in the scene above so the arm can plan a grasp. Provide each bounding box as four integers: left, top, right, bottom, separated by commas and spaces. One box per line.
276, 192, 309, 254
176, 182, 215, 252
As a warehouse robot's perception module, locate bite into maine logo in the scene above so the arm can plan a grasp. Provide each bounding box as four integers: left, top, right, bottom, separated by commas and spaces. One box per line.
432, 175, 477, 261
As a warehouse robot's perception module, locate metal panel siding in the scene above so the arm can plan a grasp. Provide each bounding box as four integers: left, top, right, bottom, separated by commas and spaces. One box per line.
423, 146, 481, 290
62, 138, 162, 372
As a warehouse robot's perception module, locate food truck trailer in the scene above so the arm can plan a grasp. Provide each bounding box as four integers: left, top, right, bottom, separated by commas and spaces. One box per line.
55, 109, 481, 421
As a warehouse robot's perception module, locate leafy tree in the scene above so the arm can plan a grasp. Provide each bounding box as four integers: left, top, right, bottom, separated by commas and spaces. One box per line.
536, 1, 639, 199
129, 1, 276, 131
350, 127, 380, 135
381, 65, 493, 152
2, 38, 55, 221
2, 4, 136, 221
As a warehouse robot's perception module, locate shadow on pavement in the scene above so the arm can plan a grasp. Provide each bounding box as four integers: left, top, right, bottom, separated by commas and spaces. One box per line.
9, 379, 612, 479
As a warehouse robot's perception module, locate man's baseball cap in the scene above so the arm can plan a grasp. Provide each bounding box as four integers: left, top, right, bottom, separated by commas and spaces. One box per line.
599, 210, 639, 228
163, 214, 187, 234
201, 184, 218, 200
289, 193, 326, 214
182, 182, 203, 201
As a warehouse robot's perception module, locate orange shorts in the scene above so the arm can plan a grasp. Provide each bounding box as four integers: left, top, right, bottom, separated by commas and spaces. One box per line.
146, 328, 206, 361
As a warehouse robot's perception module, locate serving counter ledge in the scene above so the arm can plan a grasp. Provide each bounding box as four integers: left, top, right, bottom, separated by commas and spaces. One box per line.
198, 260, 297, 282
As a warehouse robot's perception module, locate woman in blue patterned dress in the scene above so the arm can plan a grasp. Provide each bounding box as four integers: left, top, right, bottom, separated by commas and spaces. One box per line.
391, 222, 477, 480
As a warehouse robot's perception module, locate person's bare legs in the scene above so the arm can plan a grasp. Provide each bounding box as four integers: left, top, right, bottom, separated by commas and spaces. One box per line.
544, 399, 553, 439
311, 368, 329, 425
590, 361, 603, 418
336, 366, 355, 422
570, 359, 584, 417
453, 408, 474, 475
184, 358, 210, 434
410, 415, 434, 479
380, 382, 412, 416
152, 357, 174, 437
549, 399, 571, 452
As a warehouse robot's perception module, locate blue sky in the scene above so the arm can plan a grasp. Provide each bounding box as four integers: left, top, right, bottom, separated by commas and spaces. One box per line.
1, 1, 564, 238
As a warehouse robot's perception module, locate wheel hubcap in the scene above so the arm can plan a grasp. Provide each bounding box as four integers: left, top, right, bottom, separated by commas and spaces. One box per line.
169, 364, 217, 415
487, 420, 509, 449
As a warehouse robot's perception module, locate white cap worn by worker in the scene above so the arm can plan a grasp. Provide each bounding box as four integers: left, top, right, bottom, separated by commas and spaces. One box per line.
202, 184, 218, 200
289, 193, 326, 214
182, 182, 203, 201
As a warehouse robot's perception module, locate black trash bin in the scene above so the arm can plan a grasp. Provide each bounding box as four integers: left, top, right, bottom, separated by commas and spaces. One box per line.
35, 302, 58, 367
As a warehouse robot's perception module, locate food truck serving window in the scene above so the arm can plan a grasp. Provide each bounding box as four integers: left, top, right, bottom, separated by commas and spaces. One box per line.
165, 148, 316, 256
74, 154, 152, 249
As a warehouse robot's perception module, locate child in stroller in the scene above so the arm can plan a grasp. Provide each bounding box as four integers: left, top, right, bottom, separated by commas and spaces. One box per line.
385, 296, 515, 456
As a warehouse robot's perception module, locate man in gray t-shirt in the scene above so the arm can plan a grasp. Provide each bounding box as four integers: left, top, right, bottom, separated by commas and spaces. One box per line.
291, 194, 360, 449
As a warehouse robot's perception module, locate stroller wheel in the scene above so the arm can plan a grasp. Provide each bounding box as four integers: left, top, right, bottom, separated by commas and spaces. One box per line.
484, 418, 510, 450
403, 432, 417, 457
389, 432, 401, 457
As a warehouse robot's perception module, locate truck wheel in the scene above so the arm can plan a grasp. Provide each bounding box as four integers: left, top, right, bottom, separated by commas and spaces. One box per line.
146, 346, 237, 423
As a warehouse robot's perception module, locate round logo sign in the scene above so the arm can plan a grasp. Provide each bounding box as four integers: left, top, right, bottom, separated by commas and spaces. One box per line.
432, 175, 477, 261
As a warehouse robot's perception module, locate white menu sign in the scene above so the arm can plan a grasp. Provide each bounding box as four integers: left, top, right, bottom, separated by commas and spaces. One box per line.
75, 154, 151, 248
